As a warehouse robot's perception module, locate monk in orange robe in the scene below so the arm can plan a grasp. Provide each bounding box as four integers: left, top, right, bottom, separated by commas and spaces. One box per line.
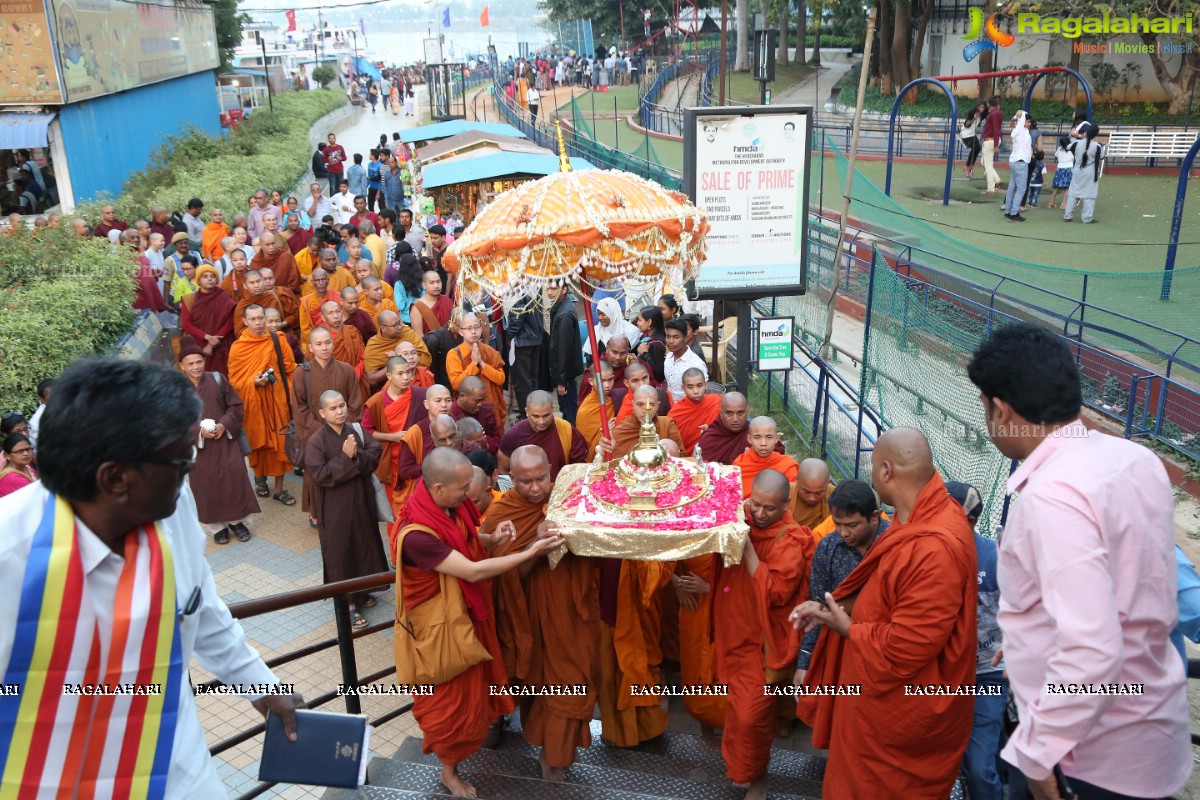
364, 309, 430, 391
321, 300, 370, 401
394, 447, 563, 799
481, 446, 601, 778
614, 361, 670, 424
606, 385, 684, 460
299, 268, 341, 345
295, 235, 321, 294
398, 341, 436, 388
733, 417, 799, 497
713, 469, 813, 797
259, 267, 300, 333
793, 458, 835, 530
696, 392, 781, 465
577, 361, 616, 460
389, 386, 454, 552
220, 249, 251, 301
201, 212, 230, 262
363, 356, 428, 510
360, 275, 399, 324
667, 367, 721, 454
227, 302, 297, 504
233, 270, 285, 336
446, 313, 507, 431
793, 427, 977, 800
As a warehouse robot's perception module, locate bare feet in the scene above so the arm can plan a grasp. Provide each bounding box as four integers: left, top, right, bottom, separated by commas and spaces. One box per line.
439, 765, 477, 798
539, 752, 566, 782
733, 774, 768, 800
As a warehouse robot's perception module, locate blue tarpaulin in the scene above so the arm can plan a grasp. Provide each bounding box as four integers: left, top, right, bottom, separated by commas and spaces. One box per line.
0, 112, 55, 150
422, 153, 593, 188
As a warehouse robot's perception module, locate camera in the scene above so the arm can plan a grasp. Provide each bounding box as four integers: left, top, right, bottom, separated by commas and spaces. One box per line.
262, 367, 277, 384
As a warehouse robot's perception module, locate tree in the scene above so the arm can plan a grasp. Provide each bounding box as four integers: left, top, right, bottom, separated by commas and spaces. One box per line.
312, 65, 337, 88
735, 0, 750, 70
211, 0, 250, 72
796, 0, 807, 64
777, 0, 790, 67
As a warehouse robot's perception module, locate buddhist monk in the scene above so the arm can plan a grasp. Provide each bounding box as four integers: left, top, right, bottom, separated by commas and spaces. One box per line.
450, 376, 501, 454
576, 361, 616, 460
321, 299, 370, 401
793, 457, 835, 530
409, 269, 452, 335
360, 275, 399, 323
390, 388, 455, 551
579, 333, 630, 403
180, 264, 236, 374
607, 385, 684, 460
340, 286, 377, 344
792, 427, 977, 800
497, 390, 587, 478
233, 271, 283, 336
363, 356, 429, 511
250, 231, 300, 292
481, 446, 600, 780
227, 303, 298, 505
394, 447, 563, 798
296, 232, 322, 293
667, 367, 721, 454
292, 327, 363, 526
266, 306, 304, 366
201, 207, 231, 262
260, 267, 300, 333
299, 267, 340, 344
320, 247, 356, 294
398, 340, 436, 388
613, 361, 670, 423
466, 466, 494, 516
697, 392, 782, 465
220, 248, 250, 300
445, 310, 507, 431
306, 389, 387, 626
733, 417, 799, 498
714, 469, 813, 800
364, 309, 430, 390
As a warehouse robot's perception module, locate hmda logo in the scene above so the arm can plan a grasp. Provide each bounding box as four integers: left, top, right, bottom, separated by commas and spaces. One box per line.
761, 322, 789, 339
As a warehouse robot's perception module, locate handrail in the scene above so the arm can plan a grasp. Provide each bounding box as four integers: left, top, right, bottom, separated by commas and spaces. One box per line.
224, 570, 395, 618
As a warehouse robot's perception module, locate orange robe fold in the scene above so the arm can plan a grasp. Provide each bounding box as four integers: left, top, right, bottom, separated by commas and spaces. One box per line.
299, 289, 340, 346
399, 521, 515, 765
610, 415, 684, 460
677, 555, 726, 728
220, 269, 247, 301
792, 482, 834, 529
599, 560, 674, 747
446, 343, 507, 430
733, 450, 799, 498
714, 512, 813, 784
576, 391, 615, 460
227, 329, 297, 477
329, 324, 370, 401
364, 328, 431, 373
234, 292, 283, 336
202, 221, 230, 262
798, 473, 977, 800
667, 394, 721, 454
275, 288, 300, 332
480, 493, 541, 682
362, 295, 400, 325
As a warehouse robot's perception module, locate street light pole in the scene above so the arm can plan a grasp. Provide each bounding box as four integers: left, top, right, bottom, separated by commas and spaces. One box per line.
260, 35, 274, 112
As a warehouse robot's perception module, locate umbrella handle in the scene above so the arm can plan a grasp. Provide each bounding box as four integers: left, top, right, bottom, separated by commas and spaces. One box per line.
580, 287, 613, 447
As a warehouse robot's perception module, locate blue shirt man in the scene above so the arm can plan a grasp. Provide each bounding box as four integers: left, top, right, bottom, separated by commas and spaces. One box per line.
346, 155, 367, 197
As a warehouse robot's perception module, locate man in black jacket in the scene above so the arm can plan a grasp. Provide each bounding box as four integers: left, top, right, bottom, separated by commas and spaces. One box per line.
505, 290, 543, 420
545, 285, 583, 424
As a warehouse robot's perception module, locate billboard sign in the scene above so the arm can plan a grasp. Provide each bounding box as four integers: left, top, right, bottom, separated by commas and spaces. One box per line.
0, 0, 65, 104
684, 105, 812, 300
756, 316, 794, 371
51, 0, 219, 103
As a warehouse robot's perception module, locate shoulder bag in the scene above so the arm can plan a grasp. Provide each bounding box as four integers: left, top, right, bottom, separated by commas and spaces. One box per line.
271, 334, 306, 468
393, 524, 492, 685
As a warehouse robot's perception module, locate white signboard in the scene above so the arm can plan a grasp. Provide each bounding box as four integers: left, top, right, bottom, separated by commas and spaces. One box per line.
424, 38, 443, 66
684, 106, 812, 299
757, 316, 795, 371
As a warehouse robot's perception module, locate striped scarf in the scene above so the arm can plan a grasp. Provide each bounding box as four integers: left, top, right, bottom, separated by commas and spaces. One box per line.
0, 495, 183, 799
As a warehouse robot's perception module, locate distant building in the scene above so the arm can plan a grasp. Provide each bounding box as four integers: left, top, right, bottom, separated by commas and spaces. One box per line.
0, 0, 222, 212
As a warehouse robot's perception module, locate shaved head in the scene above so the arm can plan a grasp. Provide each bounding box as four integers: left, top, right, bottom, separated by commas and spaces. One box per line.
431, 414, 461, 448
510, 445, 552, 505
456, 375, 488, 415
425, 384, 452, 417
526, 390, 554, 410
460, 375, 486, 394
752, 468, 792, 503
377, 309, 400, 329
747, 468, 791, 528
871, 427, 936, 513
320, 300, 341, 316
526, 390, 556, 432
796, 458, 831, 508
632, 384, 660, 422
422, 447, 474, 510
720, 392, 749, 432
747, 416, 781, 457
467, 466, 493, 513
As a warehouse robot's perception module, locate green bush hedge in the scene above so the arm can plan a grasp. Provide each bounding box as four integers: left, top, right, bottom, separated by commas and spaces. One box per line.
0, 226, 137, 413
80, 88, 346, 224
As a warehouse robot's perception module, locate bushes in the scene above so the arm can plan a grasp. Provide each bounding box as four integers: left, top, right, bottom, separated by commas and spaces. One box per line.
0, 226, 137, 413
80, 89, 346, 225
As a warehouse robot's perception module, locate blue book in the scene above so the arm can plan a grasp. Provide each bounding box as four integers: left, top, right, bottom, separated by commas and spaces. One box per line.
258, 709, 370, 788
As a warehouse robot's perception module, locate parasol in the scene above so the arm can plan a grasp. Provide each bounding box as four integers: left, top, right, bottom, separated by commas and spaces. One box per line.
445, 126, 709, 443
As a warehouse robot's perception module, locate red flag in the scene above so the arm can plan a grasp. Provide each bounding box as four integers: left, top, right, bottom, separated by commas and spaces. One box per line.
479, 5, 489, 26
285, 9, 296, 31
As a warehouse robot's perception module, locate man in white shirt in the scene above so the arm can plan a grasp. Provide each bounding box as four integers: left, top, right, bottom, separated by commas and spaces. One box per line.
26, 379, 51, 447
663, 318, 707, 402
0, 358, 301, 798
143, 231, 166, 276
330, 179, 355, 226
1004, 110, 1032, 222
305, 181, 334, 227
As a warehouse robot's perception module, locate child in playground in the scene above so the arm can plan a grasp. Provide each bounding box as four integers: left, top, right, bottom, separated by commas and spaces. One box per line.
1026, 150, 1046, 208
1047, 136, 1073, 209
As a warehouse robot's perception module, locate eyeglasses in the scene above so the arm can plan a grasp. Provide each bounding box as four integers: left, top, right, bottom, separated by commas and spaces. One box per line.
142, 444, 198, 474
9, 447, 32, 456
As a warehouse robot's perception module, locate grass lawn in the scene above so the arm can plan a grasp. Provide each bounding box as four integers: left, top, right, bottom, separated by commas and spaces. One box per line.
727, 62, 815, 105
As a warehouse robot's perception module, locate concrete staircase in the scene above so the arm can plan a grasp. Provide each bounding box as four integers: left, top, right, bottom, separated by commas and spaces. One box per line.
323, 714, 829, 800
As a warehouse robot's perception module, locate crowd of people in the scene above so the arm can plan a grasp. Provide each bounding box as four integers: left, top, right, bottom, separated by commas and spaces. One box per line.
960, 102, 1105, 224
2, 318, 1194, 800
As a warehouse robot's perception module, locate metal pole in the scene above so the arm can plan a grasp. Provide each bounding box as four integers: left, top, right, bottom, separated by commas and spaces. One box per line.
332, 595, 362, 714
819, 6, 875, 360
260, 36, 274, 113
615, 94, 620, 151
735, 300, 751, 394
718, 0, 728, 105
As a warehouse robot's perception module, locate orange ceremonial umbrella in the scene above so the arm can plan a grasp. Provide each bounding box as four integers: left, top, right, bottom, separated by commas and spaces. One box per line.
445, 137, 709, 444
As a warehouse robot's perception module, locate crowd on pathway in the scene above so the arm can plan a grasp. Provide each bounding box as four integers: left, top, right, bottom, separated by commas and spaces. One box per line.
959, 101, 1105, 224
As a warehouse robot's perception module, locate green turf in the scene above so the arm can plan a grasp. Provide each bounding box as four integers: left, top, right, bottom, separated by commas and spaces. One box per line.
726, 62, 816, 105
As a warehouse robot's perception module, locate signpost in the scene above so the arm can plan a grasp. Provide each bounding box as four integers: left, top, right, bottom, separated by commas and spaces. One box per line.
752, 30, 776, 105
683, 105, 811, 391
756, 316, 794, 371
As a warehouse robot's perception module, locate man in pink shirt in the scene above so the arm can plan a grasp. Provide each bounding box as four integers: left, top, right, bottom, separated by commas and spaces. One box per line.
968, 323, 1190, 800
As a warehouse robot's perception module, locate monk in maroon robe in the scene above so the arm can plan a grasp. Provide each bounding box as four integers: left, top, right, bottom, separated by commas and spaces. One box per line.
181, 265, 236, 374
696, 391, 784, 464
497, 390, 588, 478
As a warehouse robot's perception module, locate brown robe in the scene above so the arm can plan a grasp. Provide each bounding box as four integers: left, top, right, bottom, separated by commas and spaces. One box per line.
450, 400, 502, 454
481, 491, 600, 769
610, 415, 684, 460
292, 358, 364, 513
329, 323, 371, 402
180, 289, 236, 375
305, 422, 388, 584
188, 373, 260, 523
233, 291, 282, 336
695, 418, 785, 465
498, 419, 589, 480
275, 286, 301, 333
